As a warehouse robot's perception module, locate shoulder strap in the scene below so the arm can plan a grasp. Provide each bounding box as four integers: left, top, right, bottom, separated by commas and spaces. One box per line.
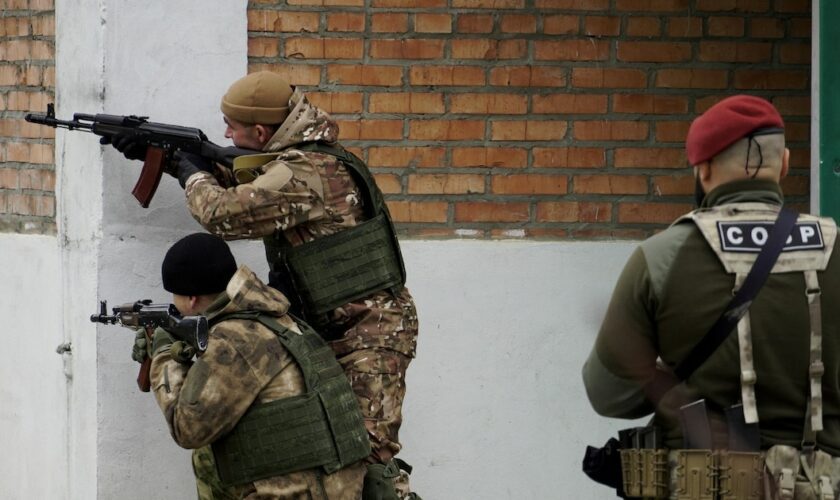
646, 207, 799, 404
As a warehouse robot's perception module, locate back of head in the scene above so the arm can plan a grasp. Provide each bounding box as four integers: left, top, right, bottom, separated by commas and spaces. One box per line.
221, 71, 294, 126
686, 95, 786, 181
162, 233, 238, 296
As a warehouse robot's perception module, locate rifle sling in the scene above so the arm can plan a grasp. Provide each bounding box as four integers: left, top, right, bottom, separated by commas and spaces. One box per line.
646, 207, 799, 406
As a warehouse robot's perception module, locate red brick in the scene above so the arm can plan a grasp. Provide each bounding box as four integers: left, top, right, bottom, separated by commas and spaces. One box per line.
492, 174, 568, 195
371, 13, 408, 33
777, 0, 809, 13
780, 175, 809, 196
734, 70, 809, 90
772, 96, 810, 116
572, 68, 647, 88
289, 0, 363, 5
387, 201, 448, 223
489, 66, 566, 87
696, 0, 770, 12
627, 17, 662, 37
615, 148, 686, 168
455, 202, 529, 222
491, 121, 568, 141
456, 14, 494, 33
501, 14, 537, 33
0, 40, 53, 61
19, 169, 54, 190
367, 147, 445, 168
749, 18, 785, 38
535, 40, 609, 61
619, 202, 692, 224
415, 13, 452, 33
584, 16, 620, 36
452, 39, 527, 60
327, 65, 403, 86
249, 37, 279, 58
307, 92, 363, 113
247, 11, 319, 32
249, 63, 321, 86
785, 123, 810, 142
708, 16, 745, 37
410, 66, 485, 86
790, 18, 810, 38
408, 174, 485, 194
617, 41, 691, 62
788, 148, 809, 169
612, 95, 689, 114
450, 93, 528, 114
655, 69, 728, 89
336, 120, 360, 140
451, 147, 528, 168
779, 42, 811, 64
369, 93, 444, 114
370, 39, 445, 60
574, 175, 647, 194
668, 17, 703, 37
0, 168, 19, 189
533, 147, 605, 168
452, 0, 524, 6
327, 13, 365, 32
655, 121, 691, 142
699, 41, 772, 62
359, 120, 403, 140
537, 201, 611, 223
652, 175, 694, 195
535, 0, 608, 8
573, 121, 648, 141
616, 0, 689, 10
543, 15, 579, 35
409, 120, 485, 141
533, 94, 608, 114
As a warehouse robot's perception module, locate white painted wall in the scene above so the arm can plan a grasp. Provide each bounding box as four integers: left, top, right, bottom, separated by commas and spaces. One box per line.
0, 1, 647, 498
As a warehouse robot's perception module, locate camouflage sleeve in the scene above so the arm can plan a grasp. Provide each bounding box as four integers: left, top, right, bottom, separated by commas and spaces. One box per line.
183, 153, 326, 240
582, 246, 658, 419
150, 330, 267, 449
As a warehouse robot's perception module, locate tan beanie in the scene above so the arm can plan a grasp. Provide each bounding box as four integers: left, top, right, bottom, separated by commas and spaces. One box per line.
220, 71, 293, 125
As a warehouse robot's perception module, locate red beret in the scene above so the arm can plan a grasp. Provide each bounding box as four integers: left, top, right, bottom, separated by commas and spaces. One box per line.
685, 95, 784, 166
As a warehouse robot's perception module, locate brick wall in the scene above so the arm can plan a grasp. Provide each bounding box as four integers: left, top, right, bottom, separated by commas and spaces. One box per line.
0, 0, 55, 234
248, 0, 812, 239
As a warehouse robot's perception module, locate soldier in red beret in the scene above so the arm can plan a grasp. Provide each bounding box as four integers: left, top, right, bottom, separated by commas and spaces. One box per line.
583, 95, 840, 498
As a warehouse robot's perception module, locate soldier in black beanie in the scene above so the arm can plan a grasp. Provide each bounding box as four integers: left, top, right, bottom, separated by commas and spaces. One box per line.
142, 231, 369, 498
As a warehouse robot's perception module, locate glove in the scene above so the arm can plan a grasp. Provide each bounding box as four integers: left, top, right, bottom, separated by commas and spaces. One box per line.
100, 133, 147, 161
174, 152, 214, 188
131, 330, 151, 364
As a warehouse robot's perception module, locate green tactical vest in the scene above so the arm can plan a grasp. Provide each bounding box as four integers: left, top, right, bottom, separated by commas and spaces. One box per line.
262, 143, 406, 326
209, 312, 371, 486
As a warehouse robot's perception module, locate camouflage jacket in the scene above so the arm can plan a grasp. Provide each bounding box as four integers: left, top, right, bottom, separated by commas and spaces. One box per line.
183, 90, 417, 358
150, 266, 365, 499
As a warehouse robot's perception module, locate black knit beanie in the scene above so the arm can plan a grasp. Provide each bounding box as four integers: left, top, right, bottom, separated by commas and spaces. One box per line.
162, 233, 237, 296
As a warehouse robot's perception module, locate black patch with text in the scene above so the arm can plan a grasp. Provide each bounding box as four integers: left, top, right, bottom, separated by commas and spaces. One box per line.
717, 221, 824, 252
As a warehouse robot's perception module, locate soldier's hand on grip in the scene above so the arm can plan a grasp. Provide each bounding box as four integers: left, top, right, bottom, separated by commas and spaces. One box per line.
100, 133, 147, 161
131, 330, 150, 364
174, 152, 214, 188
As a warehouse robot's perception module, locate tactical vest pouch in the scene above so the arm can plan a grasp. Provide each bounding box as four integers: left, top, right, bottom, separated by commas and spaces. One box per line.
620, 449, 668, 499
718, 451, 764, 500
673, 449, 717, 500
210, 312, 370, 486
278, 211, 404, 321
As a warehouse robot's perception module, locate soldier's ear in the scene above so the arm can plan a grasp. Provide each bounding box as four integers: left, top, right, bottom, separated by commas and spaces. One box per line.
780, 148, 790, 180
254, 124, 272, 144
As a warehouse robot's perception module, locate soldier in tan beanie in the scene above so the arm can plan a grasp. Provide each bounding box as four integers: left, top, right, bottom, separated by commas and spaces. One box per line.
108, 71, 421, 500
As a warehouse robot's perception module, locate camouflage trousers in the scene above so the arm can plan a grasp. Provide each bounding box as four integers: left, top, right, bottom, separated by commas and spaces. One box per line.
336, 347, 414, 498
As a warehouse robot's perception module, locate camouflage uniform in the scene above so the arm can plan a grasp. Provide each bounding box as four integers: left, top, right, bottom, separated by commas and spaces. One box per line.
183, 90, 419, 491
150, 266, 366, 499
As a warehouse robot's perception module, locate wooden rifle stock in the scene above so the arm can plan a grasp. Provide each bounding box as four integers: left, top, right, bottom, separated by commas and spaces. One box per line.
131, 147, 166, 208
136, 326, 153, 392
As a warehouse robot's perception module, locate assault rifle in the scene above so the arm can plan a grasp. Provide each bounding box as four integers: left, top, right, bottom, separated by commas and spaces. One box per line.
25, 104, 257, 207
90, 300, 209, 392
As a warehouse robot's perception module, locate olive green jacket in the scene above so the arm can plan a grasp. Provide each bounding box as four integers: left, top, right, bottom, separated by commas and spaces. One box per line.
583, 180, 840, 453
